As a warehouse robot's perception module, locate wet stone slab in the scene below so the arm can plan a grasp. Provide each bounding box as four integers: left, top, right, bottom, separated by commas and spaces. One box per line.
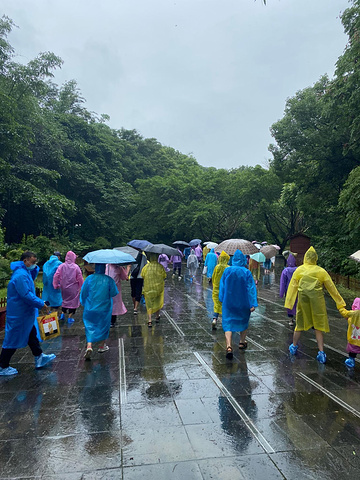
1, 267, 360, 478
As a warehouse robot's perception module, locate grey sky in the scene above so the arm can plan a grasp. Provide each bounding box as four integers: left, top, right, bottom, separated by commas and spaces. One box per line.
2, 0, 349, 169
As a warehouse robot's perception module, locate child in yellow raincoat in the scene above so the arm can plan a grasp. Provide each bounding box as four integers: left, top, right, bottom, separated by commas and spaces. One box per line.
249, 258, 260, 285
285, 246, 345, 364
211, 251, 230, 330
339, 298, 360, 368
141, 253, 167, 327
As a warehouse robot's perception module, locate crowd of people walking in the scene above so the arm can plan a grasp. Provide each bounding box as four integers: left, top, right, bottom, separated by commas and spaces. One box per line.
0, 238, 357, 376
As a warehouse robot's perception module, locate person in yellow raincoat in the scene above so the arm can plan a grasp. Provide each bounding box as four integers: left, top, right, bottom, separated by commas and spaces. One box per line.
141, 253, 167, 327
339, 298, 360, 368
211, 251, 230, 330
285, 246, 345, 364
249, 258, 260, 285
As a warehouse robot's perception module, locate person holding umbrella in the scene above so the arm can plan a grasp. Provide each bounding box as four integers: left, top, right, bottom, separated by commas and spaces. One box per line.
170, 248, 184, 280
187, 249, 199, 281
141, 253, 167, 327
219, 250, 258, 358
105, 264, 130, 327
81, 264, 119, 359
211, 251, 230, 330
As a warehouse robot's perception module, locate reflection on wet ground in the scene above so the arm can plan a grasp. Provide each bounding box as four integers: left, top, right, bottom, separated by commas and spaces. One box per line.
1, 266, 360, 478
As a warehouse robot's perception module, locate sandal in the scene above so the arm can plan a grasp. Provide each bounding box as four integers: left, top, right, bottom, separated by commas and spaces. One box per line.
226, 346, 233, 359
239, 342, 248, 350
148, 321, 152, 328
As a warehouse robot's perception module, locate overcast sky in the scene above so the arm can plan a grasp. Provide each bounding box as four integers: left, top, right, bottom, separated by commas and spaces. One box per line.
2, 0, 350, 169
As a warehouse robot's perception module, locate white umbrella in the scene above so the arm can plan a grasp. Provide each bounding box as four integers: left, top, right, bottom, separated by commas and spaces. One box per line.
350, 250, 360, 263
205, 242, 218, 249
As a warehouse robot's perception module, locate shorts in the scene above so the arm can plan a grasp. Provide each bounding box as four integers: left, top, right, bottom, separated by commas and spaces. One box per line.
130, 278, 144, 302
62, 308, 76, 314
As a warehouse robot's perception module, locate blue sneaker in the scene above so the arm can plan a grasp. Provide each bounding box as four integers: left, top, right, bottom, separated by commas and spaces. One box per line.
60, 313, 65, 320
289, 343, 298, 355
35, 353, 56, 369
67, 317, 75, 324
345, 357, 355, 368
0, 366, 18, 376
316, 351, 327, 364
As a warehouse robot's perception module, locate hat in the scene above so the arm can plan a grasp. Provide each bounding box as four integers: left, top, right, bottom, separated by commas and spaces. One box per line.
54, 251, 61, 257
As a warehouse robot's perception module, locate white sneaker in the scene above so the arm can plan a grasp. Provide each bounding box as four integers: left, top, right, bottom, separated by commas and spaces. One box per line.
212, 318, 217, 330
98, 345, 109, 353
84, 348, 93, 360
178, 276, 182, 280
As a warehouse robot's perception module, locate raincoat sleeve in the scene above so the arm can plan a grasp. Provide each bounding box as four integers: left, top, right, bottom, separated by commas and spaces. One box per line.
119, 266, 128, 281
52, 264, 62, 289
109, 278, 119, 297
338, 307, 351, 318
218, 270, 228, 303
80, 277, 90, 305
284, 273, 299, 310
76, 266, 84, 288
14, 274, 44, 309
279, 270, 287, 298
246, 271, 258, 308
323, 273, 346, 309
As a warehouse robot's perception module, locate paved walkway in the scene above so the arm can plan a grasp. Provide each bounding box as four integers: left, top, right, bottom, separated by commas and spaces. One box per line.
1, 267, 360, 479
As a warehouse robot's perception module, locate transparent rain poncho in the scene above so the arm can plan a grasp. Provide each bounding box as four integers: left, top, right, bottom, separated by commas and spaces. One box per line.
80, 264, 119, 343
285, 247, 345, 333
219, 250, 258, 332
141, 254, 166, 314
212, 251, 230, 315
42, 255, 62, 307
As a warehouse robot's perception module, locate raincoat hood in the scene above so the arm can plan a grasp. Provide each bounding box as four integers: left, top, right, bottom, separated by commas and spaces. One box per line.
95, 263, 106, 274
218, 251, 230, 266
303, 246, 318, 265
352, 298, 360, 311
286, 254, 296, 268
232, 250, 247, 267
210, 248, 215, 253
148, 253, 158, 263
65, 251, 77, 263
10, 260, 26, 272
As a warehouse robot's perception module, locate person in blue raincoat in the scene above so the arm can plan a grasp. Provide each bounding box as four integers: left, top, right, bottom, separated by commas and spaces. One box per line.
219, 250, 258, 359
81, 263, 119, 360
204, 248, 218, 283
42, 253, 62, 310
0, 251, 56, 376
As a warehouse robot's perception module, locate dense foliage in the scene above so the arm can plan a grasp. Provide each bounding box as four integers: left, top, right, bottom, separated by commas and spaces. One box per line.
0, 1, 360, 281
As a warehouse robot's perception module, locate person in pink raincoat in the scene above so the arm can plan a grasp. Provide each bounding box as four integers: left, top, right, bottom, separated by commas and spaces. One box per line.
105, 264, 130, 327
53, 251, 84, 322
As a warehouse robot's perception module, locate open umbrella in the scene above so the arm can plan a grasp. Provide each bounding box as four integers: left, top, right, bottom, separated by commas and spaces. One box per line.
350, 250, 360, 263
189, 239, 202, 247
114, 246, 138, 259
83, 249, 136, 265
204, 242, 218, 250
260, 245, 278, 259
144, 243, 180, 257
173, 240, 190, 247
127, 239, 153, 250
215, 239, 258, 256
250, 252, 266, 263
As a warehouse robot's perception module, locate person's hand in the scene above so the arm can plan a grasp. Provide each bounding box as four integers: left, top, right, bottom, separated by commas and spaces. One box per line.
250, 307, 255, 312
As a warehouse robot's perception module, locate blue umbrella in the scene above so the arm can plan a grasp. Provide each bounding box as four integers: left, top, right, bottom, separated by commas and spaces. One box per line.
127, 239, 153, 250
189, 239, 202, 247
250, 252, 266, 263
83, 249, 136, 265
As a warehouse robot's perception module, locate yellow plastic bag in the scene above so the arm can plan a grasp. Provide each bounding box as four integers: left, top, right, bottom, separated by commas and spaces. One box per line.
37, 312, 60, 341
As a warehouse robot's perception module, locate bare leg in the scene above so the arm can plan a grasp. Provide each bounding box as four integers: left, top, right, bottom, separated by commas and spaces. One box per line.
292, 330, 301, 346
86, 342, 92, 349
225, 331, 232, 349
134, 300, 139, 311
98, 340, 105, 349
239, 329, 248, 345
315, 330, 324, 351
148, 313, 152, 326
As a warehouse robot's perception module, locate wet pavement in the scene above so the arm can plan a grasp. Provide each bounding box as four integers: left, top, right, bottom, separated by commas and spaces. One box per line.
1, 266, 360, 479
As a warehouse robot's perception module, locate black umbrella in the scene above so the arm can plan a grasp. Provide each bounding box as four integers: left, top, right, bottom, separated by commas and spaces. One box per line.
144, 243, 180, 257
173, 240, 190, 247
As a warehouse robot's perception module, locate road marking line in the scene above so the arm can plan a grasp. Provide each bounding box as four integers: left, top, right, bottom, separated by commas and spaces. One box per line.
118, 338, 127, 405
185, 294, 207, 310
162, 310, 185, 337
252, 311, 286, 328
309, 339, 360, 364
297, 372, 360, 418
194, 352, 275, 454
246, 336, 267, 351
